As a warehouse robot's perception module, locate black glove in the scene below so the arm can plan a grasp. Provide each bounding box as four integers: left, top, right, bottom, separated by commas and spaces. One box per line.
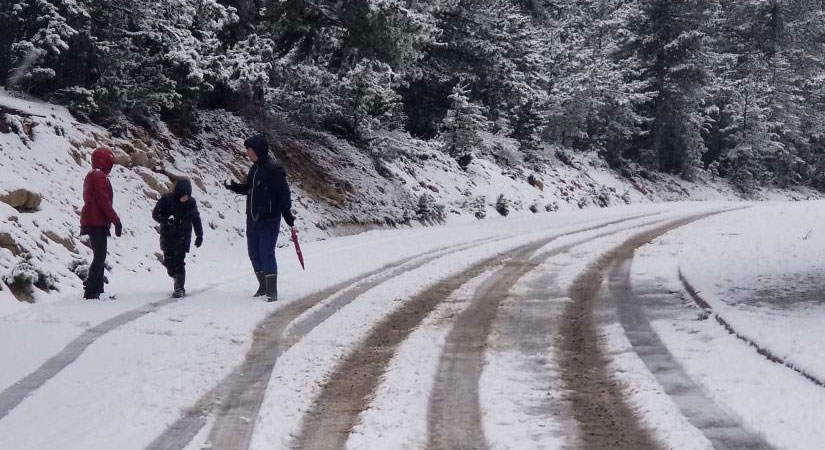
284, 212, 296, 228
167, 216, 178, 226
114, 222, 123, 237
195, 235, 203, 248
223, 180, 239, 191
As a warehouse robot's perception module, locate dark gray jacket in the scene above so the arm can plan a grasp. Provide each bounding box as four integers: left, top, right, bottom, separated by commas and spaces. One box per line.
152, 180, 203, 253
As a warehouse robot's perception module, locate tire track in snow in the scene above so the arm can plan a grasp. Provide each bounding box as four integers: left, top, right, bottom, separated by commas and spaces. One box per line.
481, 269, 579, 449
559, 213, 722, 450
0, 226, 486, 420
613, 259, 775, 450
0, 283, 221, 421
145, 237, 498, 450
426, 245, 543, 450
293, 213, 664, 450
426, 216, 679, 450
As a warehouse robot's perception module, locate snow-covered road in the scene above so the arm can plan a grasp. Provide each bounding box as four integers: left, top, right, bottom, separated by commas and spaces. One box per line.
2, 202, 825, 450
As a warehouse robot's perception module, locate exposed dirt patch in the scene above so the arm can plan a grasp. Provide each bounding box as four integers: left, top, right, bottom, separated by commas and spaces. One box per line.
0, 232, 22, 257
427, 247, 541, 450
44, 231, 77, 254
427, 214, 673, 450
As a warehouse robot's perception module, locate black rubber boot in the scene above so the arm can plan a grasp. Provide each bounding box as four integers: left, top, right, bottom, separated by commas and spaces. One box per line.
265, 273, 278, 302
253, 271, 266, 297
172, 273, 186, 298
83, 279, 102, 299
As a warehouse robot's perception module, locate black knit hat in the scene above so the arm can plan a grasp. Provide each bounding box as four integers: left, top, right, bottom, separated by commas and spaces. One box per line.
244, 134, 269, 159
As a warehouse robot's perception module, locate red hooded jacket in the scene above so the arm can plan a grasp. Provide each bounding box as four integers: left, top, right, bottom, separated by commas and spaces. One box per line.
80, 147, 120, 229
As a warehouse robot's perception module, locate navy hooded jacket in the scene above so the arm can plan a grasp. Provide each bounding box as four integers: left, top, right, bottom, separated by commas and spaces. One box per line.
227, 135, 294, 226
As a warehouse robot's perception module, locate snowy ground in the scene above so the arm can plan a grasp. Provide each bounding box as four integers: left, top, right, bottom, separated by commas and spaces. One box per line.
0, 205, 643, 448
634, 201, 825, 450
0, 201, 823, 450
5, 92, 825, 450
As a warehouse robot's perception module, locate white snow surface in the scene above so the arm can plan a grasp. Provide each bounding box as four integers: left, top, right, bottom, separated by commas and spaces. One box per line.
3, 92, 825, 450
0, 204, 675, 450
633, 201, 825, 450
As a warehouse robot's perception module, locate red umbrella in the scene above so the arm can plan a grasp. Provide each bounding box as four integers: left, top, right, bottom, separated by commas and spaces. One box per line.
291, 227, 305, 270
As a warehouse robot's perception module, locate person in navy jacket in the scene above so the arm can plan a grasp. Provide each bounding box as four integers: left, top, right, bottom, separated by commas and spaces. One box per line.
224, 134, 295, 301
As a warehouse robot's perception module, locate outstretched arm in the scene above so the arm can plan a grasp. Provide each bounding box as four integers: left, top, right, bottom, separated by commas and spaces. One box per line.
224, 178, 248, 195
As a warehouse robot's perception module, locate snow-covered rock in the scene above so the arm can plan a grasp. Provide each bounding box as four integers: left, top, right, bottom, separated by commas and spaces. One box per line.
0, 188, 41, 211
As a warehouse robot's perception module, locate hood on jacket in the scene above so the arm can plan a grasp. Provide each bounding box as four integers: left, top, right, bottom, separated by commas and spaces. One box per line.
174, 179, 192, 200
244, 134, 270, 161
91, 147, 115, 173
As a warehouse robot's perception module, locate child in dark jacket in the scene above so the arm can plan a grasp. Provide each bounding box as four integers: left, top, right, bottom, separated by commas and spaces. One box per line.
152, 179, 204, 298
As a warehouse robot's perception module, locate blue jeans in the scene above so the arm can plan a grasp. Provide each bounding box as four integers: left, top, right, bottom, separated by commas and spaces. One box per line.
247, 217, 280, 273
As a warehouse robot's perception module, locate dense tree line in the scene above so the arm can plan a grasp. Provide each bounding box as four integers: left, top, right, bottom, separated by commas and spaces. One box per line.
3, 0, 825, 191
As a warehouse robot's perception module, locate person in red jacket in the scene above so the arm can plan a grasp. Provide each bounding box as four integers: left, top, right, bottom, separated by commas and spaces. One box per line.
80, 147, 123, 299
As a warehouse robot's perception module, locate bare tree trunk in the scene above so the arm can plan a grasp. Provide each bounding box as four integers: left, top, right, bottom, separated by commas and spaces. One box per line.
236, 0, 257, 26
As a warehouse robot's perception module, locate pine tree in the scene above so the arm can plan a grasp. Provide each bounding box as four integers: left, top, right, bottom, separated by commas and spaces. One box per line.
3, 0, 88, 92
91, 0, 237, 126
441, 82, 490, 166
216, 33, 275, 104
331, 59, 405, 141
545, 0, 653, 169
1, 0, 239, 127
495, 194, 510, 216
404, 0, 552, 144
632, 0, 713, 179
706, 0, 825, 189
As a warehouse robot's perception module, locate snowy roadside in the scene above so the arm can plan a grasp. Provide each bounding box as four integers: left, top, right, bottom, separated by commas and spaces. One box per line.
676, 203, 825, 381
632, 201, 825, 449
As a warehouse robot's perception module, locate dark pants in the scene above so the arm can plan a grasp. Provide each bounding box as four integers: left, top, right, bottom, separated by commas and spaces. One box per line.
162, 251, 186, 278
247, 217, 280, 273
84, 228, 108, 298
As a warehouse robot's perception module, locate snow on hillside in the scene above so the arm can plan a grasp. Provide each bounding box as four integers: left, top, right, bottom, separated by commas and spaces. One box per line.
0, 90, 261, 308
0, 89, 817, 305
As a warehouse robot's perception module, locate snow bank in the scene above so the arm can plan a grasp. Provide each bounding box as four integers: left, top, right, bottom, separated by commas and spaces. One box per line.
633, 202, 825, 449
